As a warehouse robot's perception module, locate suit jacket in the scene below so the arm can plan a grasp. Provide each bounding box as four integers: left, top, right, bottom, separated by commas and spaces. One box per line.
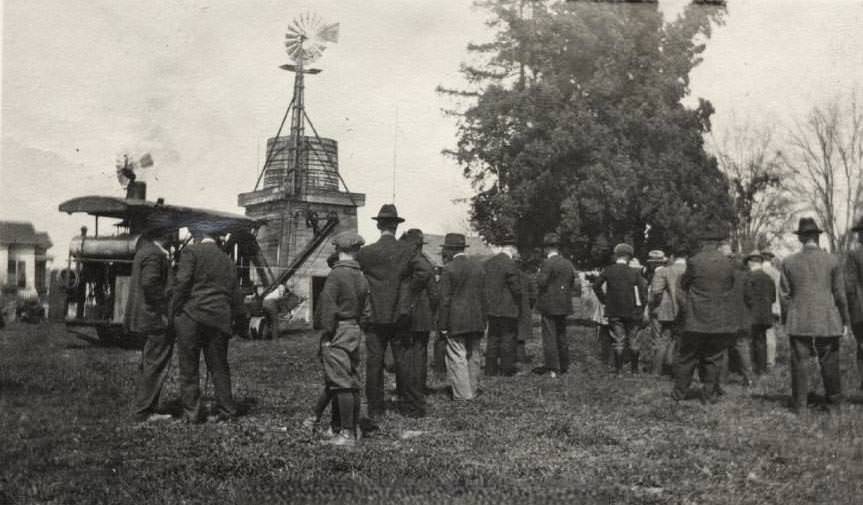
781, 244, 848, 337
594, 263, 647, 321
536, 254, 578, 316
732, 269, 751, 331
124, 240, 171, 334
483, 253, 522, 319
439, 255, 486, 335
680, 248, 738, 334
316, 259, 370, 337
650, 261, 685, 322
397, 251, 438, 332
171, 241, 245, 335
744, 269, 776, 327
357, 234, 420, 325
846, 247, 863, 325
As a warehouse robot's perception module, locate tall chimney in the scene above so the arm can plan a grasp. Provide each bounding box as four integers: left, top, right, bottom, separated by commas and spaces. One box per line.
126, 181, 147, 200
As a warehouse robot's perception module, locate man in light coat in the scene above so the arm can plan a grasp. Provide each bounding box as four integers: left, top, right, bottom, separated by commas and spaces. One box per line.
649, 247, 686, 376
781, 217, 849, 414
760, 250, 782, 369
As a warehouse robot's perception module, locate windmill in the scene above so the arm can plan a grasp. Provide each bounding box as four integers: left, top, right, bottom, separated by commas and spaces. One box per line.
253, 12, 340, 195
115, 153, 154, 198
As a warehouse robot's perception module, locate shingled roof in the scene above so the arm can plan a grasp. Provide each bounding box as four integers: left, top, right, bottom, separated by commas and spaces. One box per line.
0, 221, 52, 249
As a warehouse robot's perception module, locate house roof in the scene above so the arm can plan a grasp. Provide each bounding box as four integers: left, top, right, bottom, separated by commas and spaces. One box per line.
420, 233, 494, 267
0, 221, 52, 249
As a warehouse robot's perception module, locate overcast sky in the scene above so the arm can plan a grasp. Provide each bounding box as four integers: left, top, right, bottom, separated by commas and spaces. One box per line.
2, 0, 863, 261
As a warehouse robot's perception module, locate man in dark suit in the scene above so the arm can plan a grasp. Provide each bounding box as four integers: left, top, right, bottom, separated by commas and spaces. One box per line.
782, 218, 849, 414
171, 225, 247, 423
743, 250, 776, 376
356, 204, 429, 419
594, 243, 647, 376
397, 229, 438, 399
536, 232, 579, 377
483, 235, 522, 376
438, 233, 486, 400
126, 226, 174, 423
846, 218, 863, 390
672, 226, 738, 403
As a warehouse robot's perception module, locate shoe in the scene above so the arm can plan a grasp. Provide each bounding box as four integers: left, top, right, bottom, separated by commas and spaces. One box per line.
321, 431, 356, 447
549, 371, 558, 379
320, 426, 337, 439
301, 416, 318, 430
146, 413, 173, 423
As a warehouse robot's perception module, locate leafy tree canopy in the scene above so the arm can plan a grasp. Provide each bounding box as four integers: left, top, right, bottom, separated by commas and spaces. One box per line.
442, 0, 733, 267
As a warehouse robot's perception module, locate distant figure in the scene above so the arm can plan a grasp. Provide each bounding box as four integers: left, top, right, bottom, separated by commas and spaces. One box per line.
357, 204, 429, 420
536, 232, 578, 377
672, 225, 738, 404
760, 250, 782, 369
398, 229, 439, 394
125, 225, 174, 423
743, 250, 776, 376
781, 217, 848, 414
314, 231, 369, 447
594, 243, 647, 376
171, 225, 247, 423
438, 233, 487, 400
846, 218, 863, 390
649, 247, 686, 376
483, 234, 522, 376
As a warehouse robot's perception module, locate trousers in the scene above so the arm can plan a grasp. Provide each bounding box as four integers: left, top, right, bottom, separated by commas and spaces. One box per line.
673, 332, 733, 402
608, 317, 640, 354
486, 316, 518, 376
392, 331, 427, 417
446, 332, 483, 400
175, 313, 238, 422
651, 320, 677, 376
751, 324, 771, 375
131, 331, 174, 418
541, 314, 569, 373
853, 323, 863, 387
789, 335, 842, 410
365, 324, 398, 419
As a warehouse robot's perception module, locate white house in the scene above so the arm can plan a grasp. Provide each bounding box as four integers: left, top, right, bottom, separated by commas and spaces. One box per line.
0, 221, 52, 297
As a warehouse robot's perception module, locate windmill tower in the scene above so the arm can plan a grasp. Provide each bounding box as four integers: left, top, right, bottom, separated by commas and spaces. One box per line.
238, 14, 365, 326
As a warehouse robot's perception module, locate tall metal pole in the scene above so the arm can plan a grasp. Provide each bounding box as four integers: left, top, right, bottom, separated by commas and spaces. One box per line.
290, 37, 306, 195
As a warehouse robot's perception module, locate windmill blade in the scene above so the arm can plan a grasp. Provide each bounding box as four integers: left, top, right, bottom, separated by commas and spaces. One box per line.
284, 12, 337, 63
317, 22, 339, 44
138, 153, 154, 168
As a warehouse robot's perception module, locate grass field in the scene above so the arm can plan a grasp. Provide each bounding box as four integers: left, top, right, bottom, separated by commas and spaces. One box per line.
2, 321, 863, 504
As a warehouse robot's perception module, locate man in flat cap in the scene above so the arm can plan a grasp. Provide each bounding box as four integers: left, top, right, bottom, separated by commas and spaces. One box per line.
171, 225, 247, 422
847, 217, 863, 390
782, 217, 848, 414
126, 224, 175, 423
438, 233, 486, 400
672, 224, 739, 403
536, 232, 579, 377
483, 233, 522, 376
593, 243, 647, 376
357, 204, 430, 419
315, 231, 370, 446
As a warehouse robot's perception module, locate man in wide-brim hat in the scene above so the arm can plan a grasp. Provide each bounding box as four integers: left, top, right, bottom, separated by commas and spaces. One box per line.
781, 217, 849, 413
357, 204, 431, 420
536, 232, 579, 377
673, 222, 738, 404
846, 216, 863, 391
438, 233, 486, 400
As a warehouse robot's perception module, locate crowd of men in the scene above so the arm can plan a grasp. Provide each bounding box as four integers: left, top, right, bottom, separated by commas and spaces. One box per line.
123, 204, 863, 448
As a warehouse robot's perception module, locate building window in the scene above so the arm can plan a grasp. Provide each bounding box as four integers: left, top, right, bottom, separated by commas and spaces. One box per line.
16, 261, 26, 288
8, 260, 27, 288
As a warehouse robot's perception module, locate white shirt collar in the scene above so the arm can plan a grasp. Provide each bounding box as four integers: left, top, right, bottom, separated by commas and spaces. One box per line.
453, 252, 466, 258
615, 258, 628, 265
500, 249, 513, 259
200, 237, 216, 244
547, 251, 559, 258
674, 258, 686, 265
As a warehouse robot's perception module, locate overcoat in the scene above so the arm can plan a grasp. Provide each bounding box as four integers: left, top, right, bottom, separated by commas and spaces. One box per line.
483, 252, 522, 319
439, 255, 486, 335
593, 263, 647, 321
744, 269, 776, 327
780, 244, 848, 337
170, 241, 245, 335
845, 247, 863, 326
536, 254, 578, 316
356, 234, 421, 325
679, 248, 739, 334
124, 239, 171, 334
397, 251, 438, 332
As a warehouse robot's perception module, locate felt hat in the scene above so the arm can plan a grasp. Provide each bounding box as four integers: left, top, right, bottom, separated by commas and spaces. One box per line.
371, 204, 405, 223
647, 250, 667, 263
542, 232, 561, 246
332, 231, 365, 251
793, 217, 823, 235
441, 233, 468, 250
400, 228, 427, 245
613, 243, 634, 257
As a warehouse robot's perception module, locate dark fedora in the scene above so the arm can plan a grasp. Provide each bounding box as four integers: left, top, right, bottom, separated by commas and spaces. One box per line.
400, 228, 427, 245
542, 232, 560, 246
793, 217, 823, 235
371, 204, 405, 223
441, 233, 468, 250
852, 216, 863, 232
